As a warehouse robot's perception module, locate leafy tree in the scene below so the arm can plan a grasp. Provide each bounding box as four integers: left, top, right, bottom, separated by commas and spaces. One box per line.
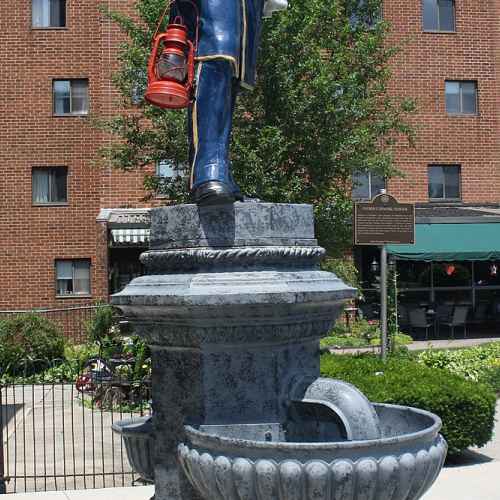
99, 0, 414, 255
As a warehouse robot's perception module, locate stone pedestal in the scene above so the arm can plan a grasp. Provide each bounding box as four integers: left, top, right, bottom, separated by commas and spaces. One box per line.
112, 203, 355, 500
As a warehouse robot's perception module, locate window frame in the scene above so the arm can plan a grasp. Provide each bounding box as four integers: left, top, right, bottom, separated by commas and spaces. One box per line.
55, 259, 92, 298
422, 0, 456, 33
155, 160, 180, 179
427, 164, 462, 202
52, 79, 89, 117
32, 0, 67, 29
32, 166, 68, 206
445, 80, 478, 116
351, 171, 386, 201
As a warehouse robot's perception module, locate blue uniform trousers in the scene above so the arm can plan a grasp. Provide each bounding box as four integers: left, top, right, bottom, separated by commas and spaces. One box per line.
175, 0, 265, 190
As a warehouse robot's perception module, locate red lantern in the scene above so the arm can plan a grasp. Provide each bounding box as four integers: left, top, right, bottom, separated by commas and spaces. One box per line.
145, 18, 196, 109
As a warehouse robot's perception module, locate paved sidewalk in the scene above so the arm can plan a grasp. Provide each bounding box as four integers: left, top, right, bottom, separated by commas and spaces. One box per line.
9, 485, 154, 499
330, 336, 499, 355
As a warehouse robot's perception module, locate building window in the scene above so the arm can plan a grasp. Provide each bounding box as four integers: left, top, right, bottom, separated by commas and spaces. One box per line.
445, 81, 477, 115
352, 171, 386, 200
349, 0, 381, 28
422, 0, 455, 32
32, 0, 66, 28
53, 79, 89, 115
56, 259, 91, 296
428, 165, 461, 201
156, 160, 178, 178
32, 167, 68, 204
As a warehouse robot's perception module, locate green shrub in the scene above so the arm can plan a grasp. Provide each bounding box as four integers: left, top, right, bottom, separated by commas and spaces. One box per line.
320, 353, 497, 455
418, 342, 500, 392
321, 319, 412, 349
0, 313, 65, 376
84, 304, 122, 358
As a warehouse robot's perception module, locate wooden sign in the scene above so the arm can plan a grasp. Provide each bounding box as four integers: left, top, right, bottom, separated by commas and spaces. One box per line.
354, 193, 415, 245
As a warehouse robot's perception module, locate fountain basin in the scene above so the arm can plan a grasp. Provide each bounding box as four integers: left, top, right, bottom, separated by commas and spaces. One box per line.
178, 404, 447, 500
112, 416, 154, 483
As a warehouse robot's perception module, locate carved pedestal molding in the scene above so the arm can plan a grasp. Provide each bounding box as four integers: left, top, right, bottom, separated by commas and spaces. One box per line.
112, 203, 446, 500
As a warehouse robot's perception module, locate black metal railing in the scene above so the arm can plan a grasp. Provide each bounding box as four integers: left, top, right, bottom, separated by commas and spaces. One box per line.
0, 359, 151, 494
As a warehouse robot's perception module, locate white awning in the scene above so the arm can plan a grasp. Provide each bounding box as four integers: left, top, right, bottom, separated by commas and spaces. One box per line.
111, 228, 150, 247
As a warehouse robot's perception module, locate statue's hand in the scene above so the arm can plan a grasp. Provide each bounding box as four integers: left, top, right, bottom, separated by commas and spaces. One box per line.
263, 0, 288, 18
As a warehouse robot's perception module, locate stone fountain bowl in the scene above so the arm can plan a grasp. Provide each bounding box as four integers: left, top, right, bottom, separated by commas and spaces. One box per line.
112, 416, 154, 483
178, 404, 447, 500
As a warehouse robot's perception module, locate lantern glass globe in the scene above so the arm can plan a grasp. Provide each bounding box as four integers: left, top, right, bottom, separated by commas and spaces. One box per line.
158, 52, 187, 82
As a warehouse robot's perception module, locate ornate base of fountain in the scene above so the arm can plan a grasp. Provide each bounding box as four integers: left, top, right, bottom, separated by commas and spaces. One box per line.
112, 202, 446, 500
179, 404, 447, 500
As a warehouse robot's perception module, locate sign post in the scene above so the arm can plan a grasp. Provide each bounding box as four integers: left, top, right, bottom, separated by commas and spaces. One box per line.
354, 192, 415, 361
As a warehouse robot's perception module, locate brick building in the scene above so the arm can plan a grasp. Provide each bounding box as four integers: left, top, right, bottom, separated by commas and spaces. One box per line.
355, 1, 500, 332
1, 1, 500, 332
0, 0, 152, 311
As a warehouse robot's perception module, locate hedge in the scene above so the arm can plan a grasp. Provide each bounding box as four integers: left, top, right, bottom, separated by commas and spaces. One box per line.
0, 313, 65, 376
320, 353, 497, 456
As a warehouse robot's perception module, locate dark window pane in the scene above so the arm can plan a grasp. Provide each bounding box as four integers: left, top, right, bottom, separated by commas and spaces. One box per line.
445, 81, 460, 113
398, 261, 432, 288
370, 174, 385, 197
423, 0, 438, 30
54, 168, 68, 201
475, 262, 500, 287
352, 172, 370, 200
54, 80, 70, 114
50, 0, 65, 27
428, 166, 444, 199
444, 167, 460, 199
434, 289, 472, 306
438, 0, 455, 31
461, 82, 477, 114
433, 262, 472, 287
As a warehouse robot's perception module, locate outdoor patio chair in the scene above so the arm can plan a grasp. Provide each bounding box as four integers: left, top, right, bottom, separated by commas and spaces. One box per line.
408, 308, 432, 340
398, 304, 410, 330
438, 306, 468, 339
474, 302, 490, 321
436, 304, 453, 322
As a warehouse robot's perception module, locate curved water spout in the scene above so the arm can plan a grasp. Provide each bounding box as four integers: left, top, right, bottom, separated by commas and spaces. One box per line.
289, 377, 381, 441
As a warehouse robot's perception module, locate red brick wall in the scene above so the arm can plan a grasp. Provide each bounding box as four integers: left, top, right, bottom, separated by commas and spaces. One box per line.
0, 0, 148, 310
384, 0, 500, 204
2, 1, 499, 310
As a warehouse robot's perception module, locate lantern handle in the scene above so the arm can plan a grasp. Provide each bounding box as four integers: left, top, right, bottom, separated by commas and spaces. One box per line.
152, 1, 174, 41
152, 0, 200, 51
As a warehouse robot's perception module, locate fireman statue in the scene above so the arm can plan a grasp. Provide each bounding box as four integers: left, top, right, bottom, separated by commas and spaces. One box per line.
145, 0, 288, 205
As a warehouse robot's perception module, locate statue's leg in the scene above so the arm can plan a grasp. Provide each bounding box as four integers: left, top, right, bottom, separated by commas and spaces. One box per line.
189, 59, 240, 205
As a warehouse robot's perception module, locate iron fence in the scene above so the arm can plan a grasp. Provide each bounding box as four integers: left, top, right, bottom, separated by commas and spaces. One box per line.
0, 359, 151, 494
